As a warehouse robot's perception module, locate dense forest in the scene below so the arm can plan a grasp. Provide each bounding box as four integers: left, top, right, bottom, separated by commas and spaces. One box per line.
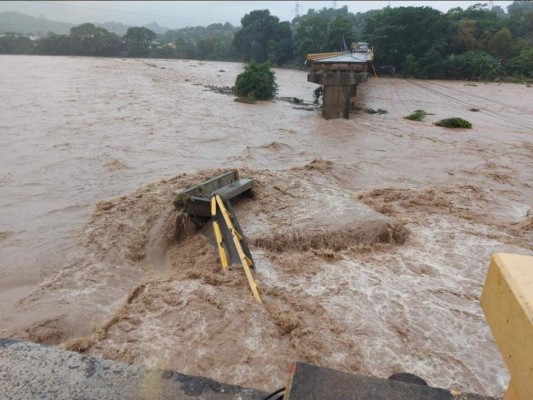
0, 1, 531, 80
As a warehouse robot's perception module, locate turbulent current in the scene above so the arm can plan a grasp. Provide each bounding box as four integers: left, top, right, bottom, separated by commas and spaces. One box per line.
1, 55, 532, 397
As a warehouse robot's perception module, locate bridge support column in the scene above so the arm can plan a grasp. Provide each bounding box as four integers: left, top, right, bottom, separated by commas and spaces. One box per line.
308, 70, 366, 120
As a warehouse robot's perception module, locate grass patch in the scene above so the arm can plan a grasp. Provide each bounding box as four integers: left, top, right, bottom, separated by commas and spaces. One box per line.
365, 108, 388, 114
405, 109, 428, 121
435, 117, 472, 129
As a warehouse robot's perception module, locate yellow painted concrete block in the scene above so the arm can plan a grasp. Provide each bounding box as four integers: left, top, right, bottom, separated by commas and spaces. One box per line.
306, 51, 345, 61
481, 252, 533, 400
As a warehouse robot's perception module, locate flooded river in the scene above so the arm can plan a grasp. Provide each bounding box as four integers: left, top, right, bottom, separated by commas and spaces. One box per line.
1, 55, 532, 396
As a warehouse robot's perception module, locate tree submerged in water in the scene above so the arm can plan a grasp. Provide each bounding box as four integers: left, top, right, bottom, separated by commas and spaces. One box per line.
234, 61, 278, 102
405, 110, 428, 121
435, 117, 473, 128
313, 86, 323, 107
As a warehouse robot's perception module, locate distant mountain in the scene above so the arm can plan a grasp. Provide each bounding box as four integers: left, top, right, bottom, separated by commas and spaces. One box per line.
0, 11, 171, 37
94, 21, 170, 36
142, 22, 169, 35
95, 21, 130, 36
0, 11, 73, 35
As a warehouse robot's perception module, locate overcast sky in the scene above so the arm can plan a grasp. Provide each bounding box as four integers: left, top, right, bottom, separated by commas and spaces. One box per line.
0, 1, 514, 29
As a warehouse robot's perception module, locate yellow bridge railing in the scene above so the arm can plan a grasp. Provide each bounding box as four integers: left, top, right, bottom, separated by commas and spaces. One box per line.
481, 253, 533, 400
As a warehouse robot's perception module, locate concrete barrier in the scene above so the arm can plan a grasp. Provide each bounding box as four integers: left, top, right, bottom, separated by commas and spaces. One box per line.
481, 253, 533, 400
0, 339, 265, 400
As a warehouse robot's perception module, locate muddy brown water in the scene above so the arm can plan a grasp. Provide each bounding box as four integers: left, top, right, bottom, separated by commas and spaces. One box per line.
1, 55, 532, 396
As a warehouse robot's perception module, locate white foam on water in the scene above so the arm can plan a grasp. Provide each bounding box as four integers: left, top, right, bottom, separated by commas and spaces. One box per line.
2, 56, 532, 397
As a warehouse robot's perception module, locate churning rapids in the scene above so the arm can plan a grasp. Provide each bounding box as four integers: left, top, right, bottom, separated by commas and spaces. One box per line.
1, 55, 532, 397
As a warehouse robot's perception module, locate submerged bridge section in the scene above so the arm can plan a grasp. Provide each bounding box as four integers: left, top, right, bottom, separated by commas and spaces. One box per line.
174, 170, 261, 303
307, 50, 373, 119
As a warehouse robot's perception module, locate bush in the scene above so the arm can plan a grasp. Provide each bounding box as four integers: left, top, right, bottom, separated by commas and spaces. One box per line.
234, 60, 278, 100
435, 118, 472, 128
444, 51, 503, 81
313, 86, 323, 106
405, 110, 428, 121
506, 48, 533, 78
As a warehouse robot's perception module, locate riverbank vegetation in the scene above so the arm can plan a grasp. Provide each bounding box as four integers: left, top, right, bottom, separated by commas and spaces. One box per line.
0, 1, 531, 80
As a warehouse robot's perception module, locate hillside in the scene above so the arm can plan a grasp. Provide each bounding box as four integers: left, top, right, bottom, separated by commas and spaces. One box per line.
0, 11, 171, 37
0, 11, 73, 35
142, 22, 169, 35
95, 21, 130, 36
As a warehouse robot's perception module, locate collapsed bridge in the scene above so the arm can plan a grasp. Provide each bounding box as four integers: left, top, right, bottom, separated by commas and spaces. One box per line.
307, 43, 374, 119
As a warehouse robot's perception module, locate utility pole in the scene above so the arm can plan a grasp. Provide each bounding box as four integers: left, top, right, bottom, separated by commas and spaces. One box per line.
292, 1, 303, 18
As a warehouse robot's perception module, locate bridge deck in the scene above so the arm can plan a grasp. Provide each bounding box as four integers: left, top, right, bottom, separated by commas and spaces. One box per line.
313, 52, 373, 63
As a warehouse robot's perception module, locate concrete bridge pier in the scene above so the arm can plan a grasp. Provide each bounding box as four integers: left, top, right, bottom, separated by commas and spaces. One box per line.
308, 70, 366, 119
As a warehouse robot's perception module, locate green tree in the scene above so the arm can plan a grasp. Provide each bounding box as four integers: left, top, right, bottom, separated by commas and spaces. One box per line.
124, 27, 156, 57
174, 37, 197, 59
234, 61, 278, 100
327, 15, 355, 51
506, 47, 533, 76
507, 1, 533, 15
150, 44, 176, 59
294, 14, 329, 59
445, 5, 503, 54
507, 1, 533, 41
444, 50, 502, 80
492, 5, 508, 19
166, 22, 237, 61
233, 9, 292, 64
418, 47, 445, 78
402, 53, 418, 77
293, 6, 362, 61
487, 27, 513, 61
36, 34, 71, 55
267, 21, 293, 64
70, 23, 121, 56
0, 33, 35, 54
197, 36, 218, 59
458, 19, 481, 51
363, 7, 447, 71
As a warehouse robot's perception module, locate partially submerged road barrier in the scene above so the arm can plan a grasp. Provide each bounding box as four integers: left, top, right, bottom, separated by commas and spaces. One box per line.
174, 170, 261, 302
211, 194, 261, 303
